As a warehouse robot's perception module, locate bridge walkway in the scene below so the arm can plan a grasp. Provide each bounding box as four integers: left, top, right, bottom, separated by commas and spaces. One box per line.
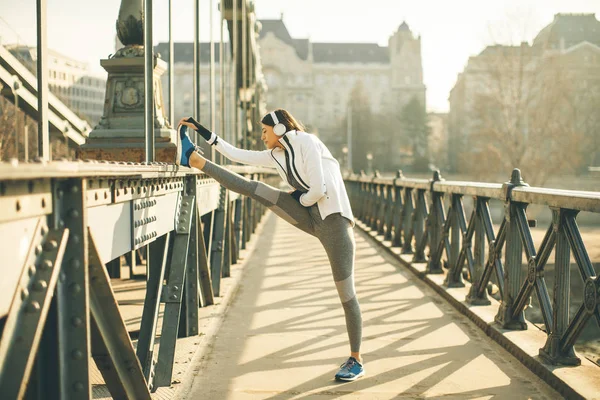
176, 212, 559, 400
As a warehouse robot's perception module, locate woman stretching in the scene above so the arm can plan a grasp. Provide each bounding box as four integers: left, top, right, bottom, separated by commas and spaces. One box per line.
176, 109, 364, 381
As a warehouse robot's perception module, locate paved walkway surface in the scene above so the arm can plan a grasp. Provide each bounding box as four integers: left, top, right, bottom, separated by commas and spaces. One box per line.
181, 213, 560, 399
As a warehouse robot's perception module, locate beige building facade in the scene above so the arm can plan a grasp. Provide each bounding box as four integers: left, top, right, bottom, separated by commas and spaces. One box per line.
258, 19, 426, 153
154, 43, 233, 137
7, 46, 106, 126
448, 13, 600, 173
156, 19, 426, 162
427, 112, 448, 170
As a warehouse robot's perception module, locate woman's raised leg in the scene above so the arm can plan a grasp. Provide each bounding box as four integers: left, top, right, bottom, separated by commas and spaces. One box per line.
190, 152, 315, 236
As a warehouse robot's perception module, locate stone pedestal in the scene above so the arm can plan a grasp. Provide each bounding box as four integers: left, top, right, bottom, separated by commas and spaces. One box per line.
79, 46, 176, 163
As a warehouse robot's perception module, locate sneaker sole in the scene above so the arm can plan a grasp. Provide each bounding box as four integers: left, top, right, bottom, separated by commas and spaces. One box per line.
175, 124, 182, 166
335, 369, 365, 382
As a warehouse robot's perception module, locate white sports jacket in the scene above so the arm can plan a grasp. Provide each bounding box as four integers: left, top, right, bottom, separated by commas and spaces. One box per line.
207, 130, 355, 226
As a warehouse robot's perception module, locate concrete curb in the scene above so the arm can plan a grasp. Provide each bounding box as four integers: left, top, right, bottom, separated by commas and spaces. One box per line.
356, 220, 600, 400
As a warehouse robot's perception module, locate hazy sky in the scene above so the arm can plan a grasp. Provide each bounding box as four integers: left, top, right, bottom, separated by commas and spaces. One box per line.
1, 0, 599, 111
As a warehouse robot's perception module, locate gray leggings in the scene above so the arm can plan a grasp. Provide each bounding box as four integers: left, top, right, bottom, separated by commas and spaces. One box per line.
202, 161, 362, 353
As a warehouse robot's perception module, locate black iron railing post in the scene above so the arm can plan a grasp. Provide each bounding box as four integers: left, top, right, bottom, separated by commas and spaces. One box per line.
466, 198, 492, 305
412, 189, 428, 263
540, 209, 580, 365
383, 172, 401, 241
443, 193, 466, 287
426, 172, 444, 273
401, 188, 414, 255
495, 169, 528, 330
390, 174, 405, 248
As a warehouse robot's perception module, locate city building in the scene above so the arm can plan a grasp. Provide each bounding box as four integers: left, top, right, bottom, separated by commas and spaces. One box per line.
448, 13, 600, 173
154, 42, 231, 135
156, 17, 426, 169
7, 46, 106, 126
258, 18, 426, 155
427, 112, 448, 170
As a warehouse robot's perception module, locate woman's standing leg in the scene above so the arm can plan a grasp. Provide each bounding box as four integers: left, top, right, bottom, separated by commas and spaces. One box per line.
316, 212, 363, 360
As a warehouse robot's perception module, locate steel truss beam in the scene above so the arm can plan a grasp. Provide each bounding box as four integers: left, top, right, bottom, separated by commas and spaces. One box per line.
0, 224, 68, 399
88, 229, 151, 399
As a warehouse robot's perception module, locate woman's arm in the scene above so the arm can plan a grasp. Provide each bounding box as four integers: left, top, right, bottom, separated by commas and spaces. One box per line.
181, 117, 273, 167
213, 135, 273, 167
298, 136, 326, 207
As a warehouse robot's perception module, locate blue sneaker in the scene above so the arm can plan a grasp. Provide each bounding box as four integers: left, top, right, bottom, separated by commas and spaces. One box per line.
176, 124, 201, 167
334, 357, 365, 381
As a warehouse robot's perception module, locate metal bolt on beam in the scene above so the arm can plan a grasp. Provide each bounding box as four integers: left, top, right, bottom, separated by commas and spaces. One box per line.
44, 240, 58, 250
32, 280, 47, 291
72, 382, 85, 392
69, 283, 81, 295
26, 301, 41, 313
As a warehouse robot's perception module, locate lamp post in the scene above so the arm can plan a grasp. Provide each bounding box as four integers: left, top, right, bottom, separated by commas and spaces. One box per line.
342, 146, 348, 173
80, 0, 177, 162
346, 104, 352, 172
366, 152, 373, 175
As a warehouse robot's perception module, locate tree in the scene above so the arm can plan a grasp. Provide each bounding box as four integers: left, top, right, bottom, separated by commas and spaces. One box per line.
459, 44, 586, 186
0, 97, 73, 161
342, 81, 375, 173
400, 96, 430, 172
564, 72, 600, 171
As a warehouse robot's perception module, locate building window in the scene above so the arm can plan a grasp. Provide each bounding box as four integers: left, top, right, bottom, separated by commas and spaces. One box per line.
265, 71, 280, 88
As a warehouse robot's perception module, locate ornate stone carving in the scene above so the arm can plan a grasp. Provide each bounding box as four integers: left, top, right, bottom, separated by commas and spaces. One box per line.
527, 257, 537, 284
114, 78, 145, 112
113, 45, 145, 59
584, 278, 597, 313
116, 0, 143, 46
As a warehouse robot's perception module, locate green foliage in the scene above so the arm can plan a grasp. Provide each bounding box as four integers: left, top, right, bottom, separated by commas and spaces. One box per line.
347, 81, 374, 173
400, 96, 430, 171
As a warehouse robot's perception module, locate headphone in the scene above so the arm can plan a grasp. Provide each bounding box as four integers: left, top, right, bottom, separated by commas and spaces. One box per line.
270, 111, 287, 136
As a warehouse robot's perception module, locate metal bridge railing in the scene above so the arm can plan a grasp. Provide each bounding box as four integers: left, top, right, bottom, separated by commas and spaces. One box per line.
0, 160, 276, 399
345, 168, 600, 367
